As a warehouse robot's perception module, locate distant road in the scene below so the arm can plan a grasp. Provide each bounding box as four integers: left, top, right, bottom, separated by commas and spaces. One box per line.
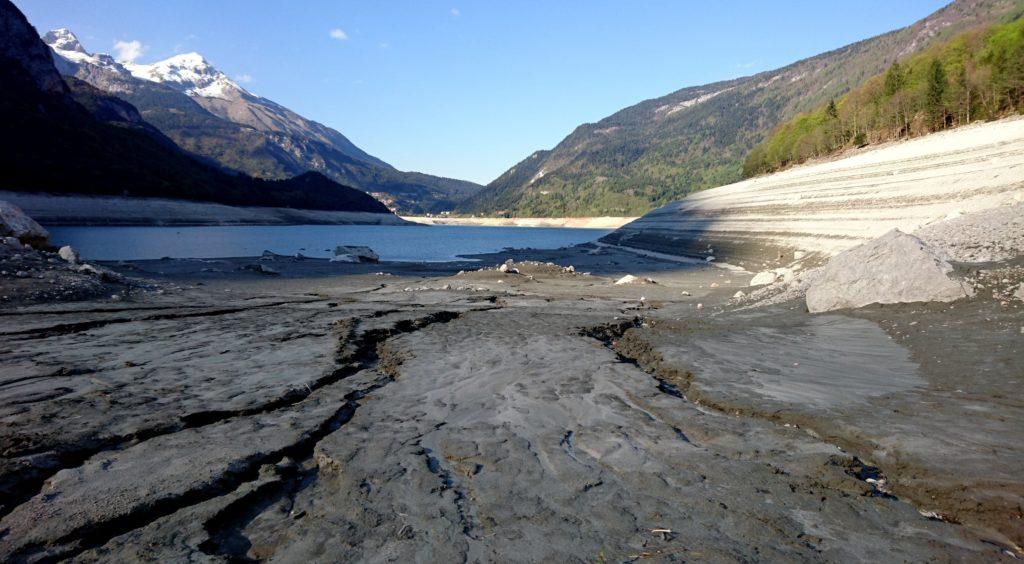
402, 216, 637, 229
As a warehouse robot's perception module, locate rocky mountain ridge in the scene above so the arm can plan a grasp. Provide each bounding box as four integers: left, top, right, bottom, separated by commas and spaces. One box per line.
0, 0, 391, 216
45, 29, 481, 213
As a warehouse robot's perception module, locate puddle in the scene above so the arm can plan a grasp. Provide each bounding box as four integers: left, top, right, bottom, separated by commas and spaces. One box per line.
661, 315, 923, 410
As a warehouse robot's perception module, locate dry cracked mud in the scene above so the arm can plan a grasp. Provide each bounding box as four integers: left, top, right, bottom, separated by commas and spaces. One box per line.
0, 248, 1020, 562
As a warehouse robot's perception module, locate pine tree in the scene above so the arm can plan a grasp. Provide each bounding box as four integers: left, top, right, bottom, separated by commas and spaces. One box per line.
925, 59, 948, 130
825, 98, 839, 119
883, 61, 906, 96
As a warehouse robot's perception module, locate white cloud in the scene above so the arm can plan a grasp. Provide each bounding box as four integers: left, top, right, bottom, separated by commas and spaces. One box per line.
236, 74, 253, 83
329, 28, 348, 41
379, 41, 390, 49
113, 39, 145, 62
450, 8, 460, 16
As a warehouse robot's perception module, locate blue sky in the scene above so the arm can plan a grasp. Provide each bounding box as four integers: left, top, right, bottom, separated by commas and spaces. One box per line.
18, 0, 947, 184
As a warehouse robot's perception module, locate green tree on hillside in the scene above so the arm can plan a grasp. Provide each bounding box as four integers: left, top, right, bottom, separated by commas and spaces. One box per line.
743, 16, 1024, 177
925, 59, 948, 128
883, 61, 906, 95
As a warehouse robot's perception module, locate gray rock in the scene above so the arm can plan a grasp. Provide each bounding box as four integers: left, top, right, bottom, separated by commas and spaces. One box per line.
749, 271, 778, 286
57, 245, 79, 264
0, 201, 48, 247
333, 246, 379, 263
806, 229, 972, 313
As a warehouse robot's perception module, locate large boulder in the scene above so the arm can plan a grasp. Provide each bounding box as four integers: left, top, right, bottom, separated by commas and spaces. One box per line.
332, 246, 379, 263
806, 229, 971, 313
0, 201, 48, 248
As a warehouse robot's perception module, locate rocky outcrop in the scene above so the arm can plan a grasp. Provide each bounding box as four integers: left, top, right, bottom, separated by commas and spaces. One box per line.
0, 0, 67, 96
0, 200, 48, 247
805, 230, 971, 313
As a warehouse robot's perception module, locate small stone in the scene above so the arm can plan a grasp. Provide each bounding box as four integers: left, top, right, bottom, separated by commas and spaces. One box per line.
58, 246, 79, 264
749, 271, 778, 286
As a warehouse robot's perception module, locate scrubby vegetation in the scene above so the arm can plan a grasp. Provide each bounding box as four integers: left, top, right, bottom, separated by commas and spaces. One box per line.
744, 17, 1024, 177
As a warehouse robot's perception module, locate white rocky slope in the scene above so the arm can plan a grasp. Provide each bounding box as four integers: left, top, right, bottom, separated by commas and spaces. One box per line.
604, 117, 1024, 265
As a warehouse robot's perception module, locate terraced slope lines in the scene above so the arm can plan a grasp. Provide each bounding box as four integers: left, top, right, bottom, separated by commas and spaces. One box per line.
602, 117, 1024, 265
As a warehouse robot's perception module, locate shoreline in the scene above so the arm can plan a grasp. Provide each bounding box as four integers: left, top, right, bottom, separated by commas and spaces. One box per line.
0, 191, 411, 227
401, 215, 637, 229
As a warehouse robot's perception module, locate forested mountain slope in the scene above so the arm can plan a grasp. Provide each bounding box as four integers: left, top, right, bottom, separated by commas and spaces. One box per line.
744, 16, 1024, 175
463, 0, 1024, 217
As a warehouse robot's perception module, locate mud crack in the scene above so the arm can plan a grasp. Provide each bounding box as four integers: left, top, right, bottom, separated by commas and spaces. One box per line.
0, 308, 478, 526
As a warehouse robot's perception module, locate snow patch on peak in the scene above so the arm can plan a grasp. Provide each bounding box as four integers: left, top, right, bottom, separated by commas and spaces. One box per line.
125, 52, 245, 99
43, 28, 86, 53
44, 28, 129, 76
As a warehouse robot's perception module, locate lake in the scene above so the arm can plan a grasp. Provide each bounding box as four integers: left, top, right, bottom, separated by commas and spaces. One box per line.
47, 225, 612, 262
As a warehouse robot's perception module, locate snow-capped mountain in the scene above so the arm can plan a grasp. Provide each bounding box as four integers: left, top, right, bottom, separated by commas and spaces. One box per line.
42, 28, 86, 53
125, 52, 241, 99
42, 29, 133, 87
44, 29, 383, 167
43, 29, 482, 213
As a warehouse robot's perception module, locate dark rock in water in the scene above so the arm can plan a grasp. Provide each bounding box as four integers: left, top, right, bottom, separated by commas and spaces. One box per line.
242, 263, 279, 275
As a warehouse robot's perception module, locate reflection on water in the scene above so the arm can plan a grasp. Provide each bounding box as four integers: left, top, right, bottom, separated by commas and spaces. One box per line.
47, 224, 612, 262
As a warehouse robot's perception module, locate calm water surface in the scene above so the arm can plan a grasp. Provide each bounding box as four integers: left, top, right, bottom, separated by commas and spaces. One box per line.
47, 225, 611, 262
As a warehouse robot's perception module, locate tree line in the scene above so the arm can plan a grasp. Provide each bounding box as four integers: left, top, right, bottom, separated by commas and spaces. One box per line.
743, 17, 1024, 177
